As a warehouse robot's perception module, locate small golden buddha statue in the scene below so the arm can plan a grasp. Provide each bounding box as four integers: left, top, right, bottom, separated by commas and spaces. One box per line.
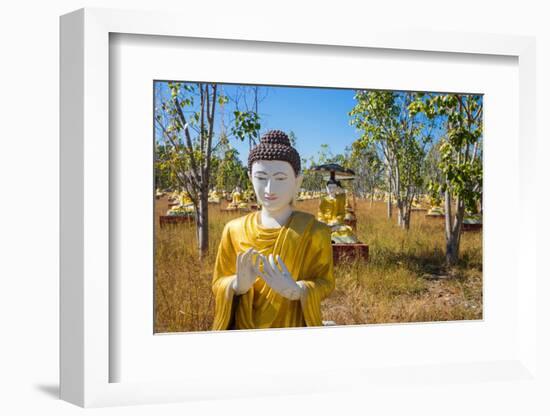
227, 186, 248, 210
167, 190, 195, 216
179, 191, 193, 206
317, 180, 358, 244
463, 206, 482, 225
212, 130, 335, 330
426, 196, 445, 217
231, 187, 242, 203
411, 195, 427, 211
208, 188, 221, 204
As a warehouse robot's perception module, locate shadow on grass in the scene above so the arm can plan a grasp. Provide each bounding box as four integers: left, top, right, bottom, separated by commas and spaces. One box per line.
372, 247, 445, 273
369, 247, 481, 279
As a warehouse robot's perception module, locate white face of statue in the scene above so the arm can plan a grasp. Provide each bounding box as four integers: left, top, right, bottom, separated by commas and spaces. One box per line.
327, 183, 338, 197
250, 160, 303, 212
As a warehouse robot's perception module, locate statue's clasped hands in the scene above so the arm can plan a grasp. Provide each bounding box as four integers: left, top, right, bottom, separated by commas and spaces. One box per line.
231, 249, 305, 301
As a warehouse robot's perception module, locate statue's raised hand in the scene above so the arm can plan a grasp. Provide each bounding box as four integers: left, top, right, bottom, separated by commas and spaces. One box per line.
231, 248, 260, 295
255, 254, 305, 301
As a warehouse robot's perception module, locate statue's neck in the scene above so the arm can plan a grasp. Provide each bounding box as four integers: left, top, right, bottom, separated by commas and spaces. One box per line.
259, 205, 293, 228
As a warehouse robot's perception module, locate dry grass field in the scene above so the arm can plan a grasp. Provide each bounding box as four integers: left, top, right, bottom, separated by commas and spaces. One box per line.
154, 196, 482, 333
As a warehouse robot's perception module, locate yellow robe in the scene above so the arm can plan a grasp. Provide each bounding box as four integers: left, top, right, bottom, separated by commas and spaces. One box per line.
212, 210, 334, 330
317, 193, 346, 225
232, 191, 242, 203
317, 193, 359, 244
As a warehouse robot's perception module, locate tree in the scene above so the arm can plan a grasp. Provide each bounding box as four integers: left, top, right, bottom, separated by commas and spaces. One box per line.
349, 141, 384, 201
215, 148, 249, 192
154, 82, 259, 256
154, 143, 175, 191
409, 93, 483, 265
350, 91, 431, 229
229, 85, 268, 149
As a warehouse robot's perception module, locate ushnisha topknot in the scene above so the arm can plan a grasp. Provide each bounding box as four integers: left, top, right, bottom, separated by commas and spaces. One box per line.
248, 130, 301, 176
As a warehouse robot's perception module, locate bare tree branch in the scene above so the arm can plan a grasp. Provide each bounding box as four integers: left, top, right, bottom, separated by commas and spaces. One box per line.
173, 96, 201, 184
205, 84, 218, 187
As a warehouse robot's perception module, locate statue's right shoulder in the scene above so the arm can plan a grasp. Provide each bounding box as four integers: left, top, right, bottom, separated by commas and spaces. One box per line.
223, 212, 256, 234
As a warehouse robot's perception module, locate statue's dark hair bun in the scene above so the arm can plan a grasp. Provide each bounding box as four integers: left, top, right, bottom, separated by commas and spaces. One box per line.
248, 130, 301, 176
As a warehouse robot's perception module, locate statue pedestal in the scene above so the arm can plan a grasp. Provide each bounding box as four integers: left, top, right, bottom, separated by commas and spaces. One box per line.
159, 215, 194, 227
425, 214, 445, 221
221, 207, 250, 214
424, 214, 482, 232
462, 223, 482, 232
332, 243, 369, 264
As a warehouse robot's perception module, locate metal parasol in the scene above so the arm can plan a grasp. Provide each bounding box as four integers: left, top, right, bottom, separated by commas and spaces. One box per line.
312, 163, 355, 181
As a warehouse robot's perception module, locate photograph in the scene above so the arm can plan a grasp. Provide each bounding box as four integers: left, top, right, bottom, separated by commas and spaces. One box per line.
153, 81, 483, 333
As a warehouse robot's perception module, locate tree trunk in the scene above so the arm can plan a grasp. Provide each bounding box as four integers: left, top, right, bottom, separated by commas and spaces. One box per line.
393, 164, 401, 225
445, 191, 464, 266
396, 200, 410, 230
402, 204, 411, 230
196, 190, 209, 258
397, 199, 403, 227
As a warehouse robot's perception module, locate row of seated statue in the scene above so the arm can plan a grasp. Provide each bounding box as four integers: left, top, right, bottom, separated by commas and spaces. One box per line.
296, 191, 322, 201
208, 187, 258, 209
166, 187, 260, 216
227, 186, 254, 210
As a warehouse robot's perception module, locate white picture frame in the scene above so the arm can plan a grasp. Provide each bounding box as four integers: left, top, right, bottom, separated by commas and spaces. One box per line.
60, 7, 539, 408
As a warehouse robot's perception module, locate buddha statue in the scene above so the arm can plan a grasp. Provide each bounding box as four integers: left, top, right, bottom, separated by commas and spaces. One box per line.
208, 188, 221, 204
179, 191, 194, 210
317, 179, 345, 225
228, 186, 241, 207
411, 196, 424, 211
426, 195, 445, 217
227, 186, 248, 210
211, 130, 335, 330
317, 180, 358, 244
167, 190, 195, 216
463, 206, 482, 225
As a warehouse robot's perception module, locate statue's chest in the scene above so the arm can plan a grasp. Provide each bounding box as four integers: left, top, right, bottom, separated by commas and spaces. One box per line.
233, 234, 280, 255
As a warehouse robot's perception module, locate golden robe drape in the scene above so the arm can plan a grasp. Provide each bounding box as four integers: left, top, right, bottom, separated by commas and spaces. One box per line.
211, 211, 334, 330
317, 193, 346, 225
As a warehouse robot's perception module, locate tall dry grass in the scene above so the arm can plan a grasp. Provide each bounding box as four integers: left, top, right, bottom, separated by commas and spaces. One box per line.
154, 197, 482, 332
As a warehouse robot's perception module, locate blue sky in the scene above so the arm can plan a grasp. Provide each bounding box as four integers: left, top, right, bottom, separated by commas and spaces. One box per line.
153, 82, 473, 167
155, 82, 361, 165
223, 85, 360, 164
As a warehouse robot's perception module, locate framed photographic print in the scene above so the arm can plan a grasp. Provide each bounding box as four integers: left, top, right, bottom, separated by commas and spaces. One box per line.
60, 7, 539, 408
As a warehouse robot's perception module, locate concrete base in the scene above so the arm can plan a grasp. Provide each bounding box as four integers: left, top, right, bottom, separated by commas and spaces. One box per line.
462, 223, 482, 232
332, 243, 369, 263
159, 215, 194, 227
